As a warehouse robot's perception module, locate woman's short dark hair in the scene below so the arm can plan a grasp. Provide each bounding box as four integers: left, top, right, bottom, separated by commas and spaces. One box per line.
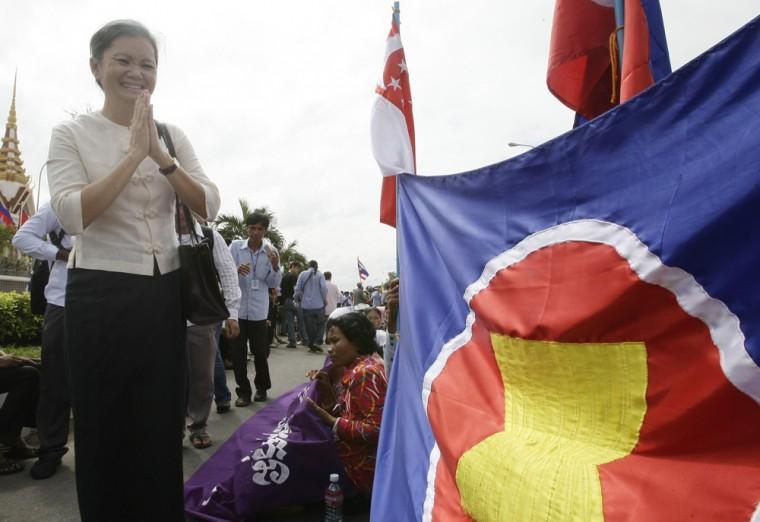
327, 313, 380, 356
245, 212, 270, 228
90, 20, 158, 83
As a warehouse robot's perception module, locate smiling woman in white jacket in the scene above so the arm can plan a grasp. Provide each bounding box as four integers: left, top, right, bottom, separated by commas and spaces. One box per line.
46, 19, 219, 522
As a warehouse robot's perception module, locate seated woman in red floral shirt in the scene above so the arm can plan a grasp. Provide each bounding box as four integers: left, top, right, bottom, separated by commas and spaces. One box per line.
307, 312, 387, 496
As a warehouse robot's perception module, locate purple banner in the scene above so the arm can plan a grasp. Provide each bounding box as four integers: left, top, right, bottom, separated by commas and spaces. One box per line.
185, 377, 355, 521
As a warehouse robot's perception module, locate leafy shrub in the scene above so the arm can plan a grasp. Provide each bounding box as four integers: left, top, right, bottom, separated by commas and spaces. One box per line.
0, 292, 43, 346
3, 345, 41, 358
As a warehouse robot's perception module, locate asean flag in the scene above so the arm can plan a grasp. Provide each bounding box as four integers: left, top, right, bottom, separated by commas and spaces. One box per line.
373, 17, 760, 521
371, 12, 416, 228
547, 0, 671, 121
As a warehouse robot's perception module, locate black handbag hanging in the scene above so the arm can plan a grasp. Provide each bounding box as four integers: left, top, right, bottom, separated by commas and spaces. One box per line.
29, 229, 65, 315
157, 123, 229, 325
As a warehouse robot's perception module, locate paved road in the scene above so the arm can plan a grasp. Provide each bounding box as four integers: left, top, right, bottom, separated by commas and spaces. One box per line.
0, 342, 370, 521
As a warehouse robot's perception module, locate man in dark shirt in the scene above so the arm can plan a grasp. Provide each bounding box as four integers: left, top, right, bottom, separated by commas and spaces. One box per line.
280, 262, 301, 348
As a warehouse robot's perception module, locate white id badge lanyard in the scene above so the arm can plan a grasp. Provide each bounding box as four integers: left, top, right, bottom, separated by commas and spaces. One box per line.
250, 250, 261, 290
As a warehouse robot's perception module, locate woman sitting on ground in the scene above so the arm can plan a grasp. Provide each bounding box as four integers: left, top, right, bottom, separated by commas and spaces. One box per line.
307, 312, 388, 496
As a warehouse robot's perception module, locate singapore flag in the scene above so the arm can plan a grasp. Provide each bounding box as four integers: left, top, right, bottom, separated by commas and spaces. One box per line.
371, 12, 416, 228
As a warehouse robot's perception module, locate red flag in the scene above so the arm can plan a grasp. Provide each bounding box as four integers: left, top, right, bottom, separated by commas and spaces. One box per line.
547, 0, 671, 121
371, 13, 416, 228
620, 0, 654, 101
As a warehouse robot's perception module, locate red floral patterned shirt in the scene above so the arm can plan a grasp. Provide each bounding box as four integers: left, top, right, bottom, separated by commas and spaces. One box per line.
332, 355, 387, 495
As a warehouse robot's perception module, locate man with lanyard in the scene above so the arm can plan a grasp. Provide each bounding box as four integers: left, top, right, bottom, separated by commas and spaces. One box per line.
228, 212, 282, 405
12, 202, 72, 479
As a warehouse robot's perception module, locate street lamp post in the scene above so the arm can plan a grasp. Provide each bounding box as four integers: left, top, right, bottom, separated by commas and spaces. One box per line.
508, 142, 535, 149
35, 160, 48, 212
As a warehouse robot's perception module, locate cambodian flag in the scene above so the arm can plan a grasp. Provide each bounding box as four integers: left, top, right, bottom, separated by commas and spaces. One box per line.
371, 8, 416, 228
374, 17, 760, 521
0, 205, 13, 227
547, 0, 671, 121
357, 258, 369, 281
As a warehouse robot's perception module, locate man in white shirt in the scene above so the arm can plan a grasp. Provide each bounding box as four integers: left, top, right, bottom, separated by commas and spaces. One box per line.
12, 202, 72, 479
323, 271, 342, 317
178, 212, 241, 448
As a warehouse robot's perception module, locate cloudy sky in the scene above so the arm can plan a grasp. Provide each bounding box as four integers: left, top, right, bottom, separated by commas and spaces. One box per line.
1, 1, 757, 290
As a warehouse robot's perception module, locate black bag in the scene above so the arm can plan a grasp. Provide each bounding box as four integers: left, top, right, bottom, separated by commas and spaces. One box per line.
157, 122, 229, 326
177, 214, 229, 325
29, 229, 65, 315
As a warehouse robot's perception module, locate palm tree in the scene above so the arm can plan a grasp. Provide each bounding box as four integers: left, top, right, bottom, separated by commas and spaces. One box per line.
214, 199, 306, 263
214, 198, 250, 244
280, 240, 307, 268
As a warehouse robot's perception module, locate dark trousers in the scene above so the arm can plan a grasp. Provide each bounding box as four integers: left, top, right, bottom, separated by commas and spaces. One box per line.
37, 303, 70, 457
296, 305, 307, 343
230, 319, 270, 398
267, 301, 277, 345
282, 298, 296, 344
0, 365, 39, 444
303, 307, 326, 347
213, 323, 231, 404
66, 268, 185, 522
218, 332, 230, 362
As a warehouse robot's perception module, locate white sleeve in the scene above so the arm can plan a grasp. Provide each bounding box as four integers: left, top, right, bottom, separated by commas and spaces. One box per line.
47, 124, 85, 234
11, 203, 61, 262
212, 229, 241, 321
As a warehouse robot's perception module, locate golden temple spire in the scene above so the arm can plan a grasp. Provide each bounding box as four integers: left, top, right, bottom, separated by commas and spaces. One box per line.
9, 69, 17, 127
0, 71, 34, 224
1, 71, 28, 184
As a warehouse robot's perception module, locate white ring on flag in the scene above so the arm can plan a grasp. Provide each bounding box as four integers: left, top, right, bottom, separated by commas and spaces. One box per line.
421, 219, 758, 521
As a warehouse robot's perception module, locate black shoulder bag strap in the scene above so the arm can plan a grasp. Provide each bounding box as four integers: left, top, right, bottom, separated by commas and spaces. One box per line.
200, 225, 222, 286
48, 228, 67, 268
156, 123, 201, 246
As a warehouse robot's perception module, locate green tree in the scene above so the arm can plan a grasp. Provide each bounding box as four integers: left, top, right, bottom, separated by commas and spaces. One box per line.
280, 240, 307, 268
213, 198, 306, 264
213, 198, 250, 244
0, 224, 30, 276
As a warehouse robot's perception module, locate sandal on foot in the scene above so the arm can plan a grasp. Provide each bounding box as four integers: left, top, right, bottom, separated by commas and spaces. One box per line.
189, 432, 212, 449
4, 445, 38, 461
0, 457, 24, 475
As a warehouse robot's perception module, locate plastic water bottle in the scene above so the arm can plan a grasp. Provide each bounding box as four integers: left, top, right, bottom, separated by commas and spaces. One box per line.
324, 473, 344, 522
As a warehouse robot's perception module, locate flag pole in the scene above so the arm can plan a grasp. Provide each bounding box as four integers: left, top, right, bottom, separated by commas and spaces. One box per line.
393, 1, 401, 368
614, 0, 624, 65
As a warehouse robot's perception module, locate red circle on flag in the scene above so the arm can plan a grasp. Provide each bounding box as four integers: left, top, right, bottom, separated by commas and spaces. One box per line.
426, 240, 760, 520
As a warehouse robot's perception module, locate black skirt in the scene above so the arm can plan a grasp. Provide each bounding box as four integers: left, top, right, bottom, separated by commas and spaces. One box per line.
65, 266, 186, 522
